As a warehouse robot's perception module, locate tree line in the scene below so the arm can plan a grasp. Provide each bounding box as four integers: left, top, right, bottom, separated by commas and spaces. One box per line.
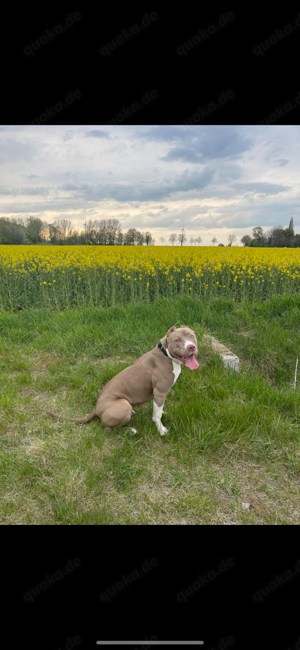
0, 217, 202, 246
0, 215, 298, 247
0, 217, 155, 245
240, 219, 300, 248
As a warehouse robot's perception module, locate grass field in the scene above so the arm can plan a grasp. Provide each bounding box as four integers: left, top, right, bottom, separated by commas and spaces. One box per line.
1, 294, 300, 524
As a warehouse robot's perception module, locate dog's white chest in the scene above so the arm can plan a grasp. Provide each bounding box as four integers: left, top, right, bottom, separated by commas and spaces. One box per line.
172, 360, 181, 385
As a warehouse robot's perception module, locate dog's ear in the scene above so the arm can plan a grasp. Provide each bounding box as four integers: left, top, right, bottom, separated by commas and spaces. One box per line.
166, 325, 177, 338
179, 324, 188, 329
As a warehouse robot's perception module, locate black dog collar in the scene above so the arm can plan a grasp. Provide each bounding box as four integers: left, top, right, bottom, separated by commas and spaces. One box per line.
157, 340, 168, 357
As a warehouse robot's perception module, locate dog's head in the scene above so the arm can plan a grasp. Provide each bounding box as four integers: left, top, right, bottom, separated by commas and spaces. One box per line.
161, 325, 199, 369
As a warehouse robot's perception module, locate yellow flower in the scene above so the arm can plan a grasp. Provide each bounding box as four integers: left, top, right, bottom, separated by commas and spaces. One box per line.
1, 244, 300, 307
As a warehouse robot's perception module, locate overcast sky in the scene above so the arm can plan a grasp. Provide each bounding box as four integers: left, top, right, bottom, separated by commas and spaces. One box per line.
0, 124, 299, 245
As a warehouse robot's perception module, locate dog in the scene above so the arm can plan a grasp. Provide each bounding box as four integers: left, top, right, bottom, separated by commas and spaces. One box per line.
47, 325, 199, 435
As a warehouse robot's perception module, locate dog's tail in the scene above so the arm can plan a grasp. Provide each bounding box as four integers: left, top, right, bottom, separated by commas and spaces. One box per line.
47, 409, 97, 423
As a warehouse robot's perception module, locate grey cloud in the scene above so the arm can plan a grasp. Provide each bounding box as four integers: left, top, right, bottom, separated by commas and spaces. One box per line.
232, 182, 290, 195
204, 136, 250, 162
0, 203, 38, 213
49, 168, 215, 203
128, 204, 222, 230
62, 183, 91, 192
161, 147, 202, 163
138, 126, 182, 141
141, 126, 254, 162
127, 193, 300, 232
63, 130, 75, 142
276, 159, 289, 167
0, 138, 37, 164
195, 196, 300, 230
0, 186, 15, 195
0, 164, 240, 208
193, 128, 253, 160
85, 129, 110, 138
0, 186, 52, 196
21, 186, 51, 196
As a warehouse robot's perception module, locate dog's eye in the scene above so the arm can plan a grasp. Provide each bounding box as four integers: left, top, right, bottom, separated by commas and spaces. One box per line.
175, 338, 181, 342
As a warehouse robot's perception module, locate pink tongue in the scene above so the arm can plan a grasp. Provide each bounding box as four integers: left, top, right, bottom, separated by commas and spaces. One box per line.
183, 355, 199, 370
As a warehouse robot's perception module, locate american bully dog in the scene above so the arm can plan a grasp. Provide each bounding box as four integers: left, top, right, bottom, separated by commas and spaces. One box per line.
47, 325, 199, 435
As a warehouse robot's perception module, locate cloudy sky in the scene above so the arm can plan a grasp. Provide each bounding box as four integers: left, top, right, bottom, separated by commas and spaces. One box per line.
0, 124, 299, 245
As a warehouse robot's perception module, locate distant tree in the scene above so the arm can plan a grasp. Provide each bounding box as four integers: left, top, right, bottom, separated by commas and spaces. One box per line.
211, 237, 217, 246
288, 217, 294, 235
144, 231, 154, 246
25, 216, 47, 243
218, 243, 224, 246
250, 226, 277, 247
14, 217, 26, 227
67, 229, 80, 245
252, 227, 264, 242
228, 234, 237, 246
82, 219, 96, 244
190, 237, 194, 246
0, 217, 29, 244
121, 228, 145, 245
160, 237, 166, 245
241, 234, 252, 247
267, 226, 285, 248
39, 224, 48, 242
80, 218, 122, 245
195, 236, 202, 245
169, 233, 177, 246
48, 223, 61, 245
124, 228, 140, 245
116, 231, 124, 245
292, 234, 300, 247
282, 221, 295, 245
54, 218, 73, 242
106, 219, 122, 245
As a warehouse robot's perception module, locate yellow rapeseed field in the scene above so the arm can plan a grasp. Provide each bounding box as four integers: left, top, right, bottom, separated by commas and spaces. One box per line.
1, 245, 300, 310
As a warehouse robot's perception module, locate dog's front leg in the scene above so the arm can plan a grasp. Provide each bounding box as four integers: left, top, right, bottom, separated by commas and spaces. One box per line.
152, 389, 168, 436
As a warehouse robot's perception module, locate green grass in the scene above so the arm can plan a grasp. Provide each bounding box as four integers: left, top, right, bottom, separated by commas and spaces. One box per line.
1, 295, 300, 524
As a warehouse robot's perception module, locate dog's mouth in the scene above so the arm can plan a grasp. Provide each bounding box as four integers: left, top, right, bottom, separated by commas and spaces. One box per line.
175, 352, 199, 369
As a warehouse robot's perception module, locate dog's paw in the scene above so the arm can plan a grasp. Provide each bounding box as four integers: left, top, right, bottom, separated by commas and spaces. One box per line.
160, 425, 169, 436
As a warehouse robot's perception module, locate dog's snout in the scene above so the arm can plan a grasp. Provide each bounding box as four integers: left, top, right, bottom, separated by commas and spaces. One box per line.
187, 344, 196, 352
